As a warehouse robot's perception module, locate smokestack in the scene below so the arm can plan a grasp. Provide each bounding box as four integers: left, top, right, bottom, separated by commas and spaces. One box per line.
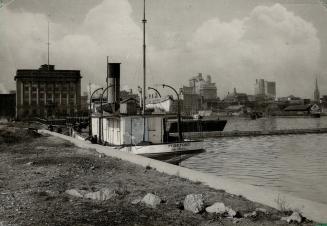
107, 63, 121, 105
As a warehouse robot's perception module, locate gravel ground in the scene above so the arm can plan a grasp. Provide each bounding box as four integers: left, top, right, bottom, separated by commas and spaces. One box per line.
0, 123, 315, 226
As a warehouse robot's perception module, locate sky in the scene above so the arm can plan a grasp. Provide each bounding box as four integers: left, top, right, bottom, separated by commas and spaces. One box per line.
0, 0, 327, 99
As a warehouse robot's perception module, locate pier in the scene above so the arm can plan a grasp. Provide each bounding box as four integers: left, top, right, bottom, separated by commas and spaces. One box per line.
173, 127, 327, 139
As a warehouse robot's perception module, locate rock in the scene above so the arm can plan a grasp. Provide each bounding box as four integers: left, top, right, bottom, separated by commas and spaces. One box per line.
205, 202, 227, 214
281, 211, 303, 223
65, 189, 86, 198
183, 194, 204, 213
45, 190, 60, 197
205, 202, 239, 218
227, 207, 237, 217
84, 188, 117, 201
255, 208, 267, 214
131, 198, 142, 205
141, 193, 162, 208
244, 211, 257, 218
233, 218, 241, 224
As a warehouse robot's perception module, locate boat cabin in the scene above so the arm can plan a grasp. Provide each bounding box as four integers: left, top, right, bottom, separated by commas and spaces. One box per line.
91, 114, 167, 146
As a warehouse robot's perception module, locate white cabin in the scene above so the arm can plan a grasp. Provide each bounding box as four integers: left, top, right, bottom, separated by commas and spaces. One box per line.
91, 115, 165, 145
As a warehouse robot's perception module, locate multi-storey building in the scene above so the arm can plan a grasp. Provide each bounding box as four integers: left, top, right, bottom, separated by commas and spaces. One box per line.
265, 81, 276, 99
255, 79, 276, 99
181, 73, 218, 114
189, 73, 217, 100
181, 86, 201, 114
14, 64, 82, 120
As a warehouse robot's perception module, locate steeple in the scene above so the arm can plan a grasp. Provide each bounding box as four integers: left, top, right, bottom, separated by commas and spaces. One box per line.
314, 76, 320, 103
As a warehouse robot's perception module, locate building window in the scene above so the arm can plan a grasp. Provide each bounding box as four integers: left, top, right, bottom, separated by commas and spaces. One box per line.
39, 84, 45, 91
47, 84, 53, 91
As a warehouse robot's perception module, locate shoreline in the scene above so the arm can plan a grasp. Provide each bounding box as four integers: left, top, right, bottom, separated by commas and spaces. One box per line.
0, 123, 320, 225
40, 129, 327, 224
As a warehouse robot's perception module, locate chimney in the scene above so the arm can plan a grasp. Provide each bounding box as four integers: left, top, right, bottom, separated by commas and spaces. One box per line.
107, 63, 121, 105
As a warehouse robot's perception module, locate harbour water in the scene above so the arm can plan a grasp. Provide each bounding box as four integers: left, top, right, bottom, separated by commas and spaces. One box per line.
183, 116, 327, 204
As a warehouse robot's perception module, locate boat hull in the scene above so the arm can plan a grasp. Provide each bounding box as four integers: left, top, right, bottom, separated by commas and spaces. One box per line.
121, 141, 205, 164
168, 119, 227, 133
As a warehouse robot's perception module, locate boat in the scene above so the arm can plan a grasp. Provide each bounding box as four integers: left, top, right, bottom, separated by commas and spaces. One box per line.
145, 94, 227, 133
119, 140, 204, 164
167, 118, 227, 133
87, 0, 205, 164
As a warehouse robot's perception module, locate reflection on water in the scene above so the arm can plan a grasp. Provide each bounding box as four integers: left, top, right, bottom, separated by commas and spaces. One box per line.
183, 117, 327, 204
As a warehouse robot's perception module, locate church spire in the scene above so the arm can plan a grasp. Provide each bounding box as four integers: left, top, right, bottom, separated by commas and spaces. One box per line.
314, 75, 320, 103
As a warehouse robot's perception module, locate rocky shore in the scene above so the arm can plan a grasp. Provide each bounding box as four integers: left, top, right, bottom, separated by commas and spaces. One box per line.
0, 123, 316, 225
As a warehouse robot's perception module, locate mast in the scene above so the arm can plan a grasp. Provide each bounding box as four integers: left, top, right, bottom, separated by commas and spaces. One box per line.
106, 56, 109, 103
142, 0, 147, 141
47, 20, 50, 70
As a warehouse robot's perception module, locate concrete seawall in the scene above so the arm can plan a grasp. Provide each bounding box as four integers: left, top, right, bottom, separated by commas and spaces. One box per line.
173, 127, 327, 139
40, 130, 327, 223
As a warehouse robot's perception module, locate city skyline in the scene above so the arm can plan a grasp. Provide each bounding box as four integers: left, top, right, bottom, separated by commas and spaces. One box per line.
1, 0, 327, 98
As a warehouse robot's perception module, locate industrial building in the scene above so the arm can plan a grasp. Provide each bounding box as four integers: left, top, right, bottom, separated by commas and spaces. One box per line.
14, 64, 82, 120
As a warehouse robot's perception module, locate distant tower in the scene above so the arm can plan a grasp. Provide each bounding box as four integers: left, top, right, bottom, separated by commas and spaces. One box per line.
314, 77, 320, 103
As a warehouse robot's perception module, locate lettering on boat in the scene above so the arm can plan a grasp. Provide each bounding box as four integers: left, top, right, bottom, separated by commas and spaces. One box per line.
168, 143, 191, 148
168, 143, 191, 150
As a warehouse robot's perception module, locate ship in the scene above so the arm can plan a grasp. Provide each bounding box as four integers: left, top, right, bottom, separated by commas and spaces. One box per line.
87, 0, 205, 164
167, 118, 227, 133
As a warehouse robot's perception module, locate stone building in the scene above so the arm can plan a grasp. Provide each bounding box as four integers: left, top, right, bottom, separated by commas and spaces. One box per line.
14, 64, 82, 120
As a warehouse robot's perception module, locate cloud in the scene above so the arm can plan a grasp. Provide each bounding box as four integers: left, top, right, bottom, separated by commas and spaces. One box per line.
0, 83, 9, 94
0, 0, 142, 92
52, 0, 143, 89
186, 3, 321, 97
0, 2, 322, 98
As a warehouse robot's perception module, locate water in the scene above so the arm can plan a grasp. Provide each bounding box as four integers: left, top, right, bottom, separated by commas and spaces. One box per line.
183, 116, 327, 204
223, 116, 327, 131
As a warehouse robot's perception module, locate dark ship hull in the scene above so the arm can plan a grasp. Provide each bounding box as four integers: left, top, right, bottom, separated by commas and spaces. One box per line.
168, 119, 227, 133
